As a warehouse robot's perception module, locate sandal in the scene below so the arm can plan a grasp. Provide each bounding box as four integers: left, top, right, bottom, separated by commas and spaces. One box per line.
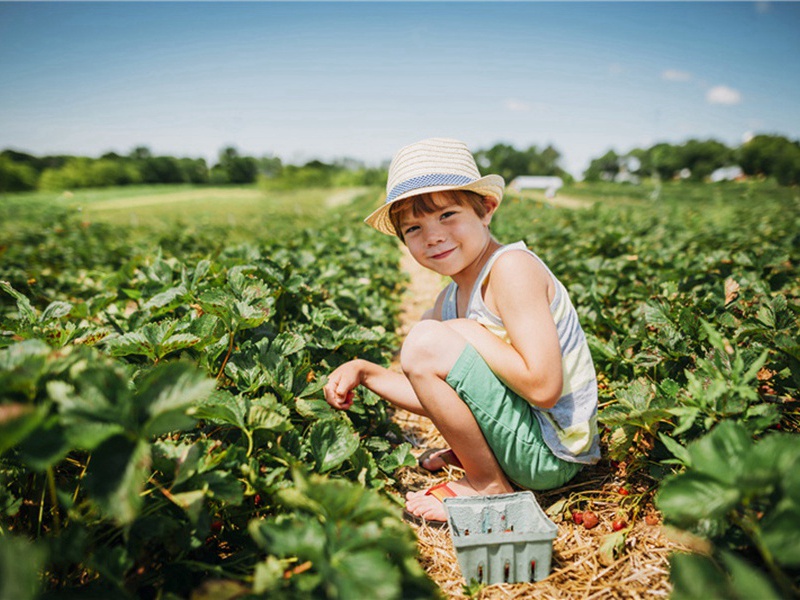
402, 482, 457, 529
417, 448, 463, 472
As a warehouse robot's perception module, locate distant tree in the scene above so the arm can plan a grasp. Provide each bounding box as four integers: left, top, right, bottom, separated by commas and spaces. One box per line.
475, 143, 570, 182
649, 143, 684, 180
257, 155, 283, 178
129, 146, 153, 161
137, 156, 184, 184
177, 158, 209, 184
583, 150, 620, 182
0, 155, 38, 192
679, 139, 732, 181
216, 147, 257, 184
38, 157, 140, 190
738, 135, 800, 185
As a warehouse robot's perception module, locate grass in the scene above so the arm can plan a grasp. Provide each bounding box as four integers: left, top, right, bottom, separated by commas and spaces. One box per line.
0, 184, 383, 242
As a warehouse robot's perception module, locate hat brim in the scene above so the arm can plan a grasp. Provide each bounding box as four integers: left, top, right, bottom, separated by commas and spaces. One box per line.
364, 174, 505, 236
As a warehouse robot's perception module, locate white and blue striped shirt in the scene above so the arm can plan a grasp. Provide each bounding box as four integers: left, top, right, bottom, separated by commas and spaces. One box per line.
441, 241, 601, 465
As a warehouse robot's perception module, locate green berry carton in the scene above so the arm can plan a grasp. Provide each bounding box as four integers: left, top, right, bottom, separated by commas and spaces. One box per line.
444, 491, 558, 585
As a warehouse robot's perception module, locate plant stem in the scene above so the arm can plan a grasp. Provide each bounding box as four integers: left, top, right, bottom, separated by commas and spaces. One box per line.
217, 331, 235, 380
47, 467, 60, 534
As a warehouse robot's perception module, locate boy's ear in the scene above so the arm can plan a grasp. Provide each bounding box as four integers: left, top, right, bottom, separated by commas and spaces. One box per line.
482, 196, 499, 224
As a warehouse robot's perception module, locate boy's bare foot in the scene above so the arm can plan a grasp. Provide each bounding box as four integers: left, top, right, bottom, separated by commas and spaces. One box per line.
404, 477, 510, 523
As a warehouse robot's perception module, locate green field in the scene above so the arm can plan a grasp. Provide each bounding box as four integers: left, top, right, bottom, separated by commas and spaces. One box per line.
1, 181, 798, 599
1, 184, 379, 241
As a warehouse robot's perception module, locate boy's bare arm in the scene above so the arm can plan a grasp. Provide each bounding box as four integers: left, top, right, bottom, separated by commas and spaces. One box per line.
446, 253, 563, 408
323, 359, 426, 415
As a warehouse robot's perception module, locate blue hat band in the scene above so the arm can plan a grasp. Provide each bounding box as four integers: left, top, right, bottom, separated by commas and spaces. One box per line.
386, 174, 476, 204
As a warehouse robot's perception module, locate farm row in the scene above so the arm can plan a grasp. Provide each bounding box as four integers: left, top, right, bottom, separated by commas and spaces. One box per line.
1, 181, 799, 598
1, 189, 438, 599
494, 182, 799, 597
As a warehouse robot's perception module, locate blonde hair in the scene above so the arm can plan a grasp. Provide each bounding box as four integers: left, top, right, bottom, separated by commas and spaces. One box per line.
389, 190, 490, 241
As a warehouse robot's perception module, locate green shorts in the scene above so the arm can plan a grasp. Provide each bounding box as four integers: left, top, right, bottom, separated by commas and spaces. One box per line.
445, 344, 582, 491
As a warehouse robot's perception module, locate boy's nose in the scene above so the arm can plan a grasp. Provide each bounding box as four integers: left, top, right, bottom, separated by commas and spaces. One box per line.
424, 226, 446, 245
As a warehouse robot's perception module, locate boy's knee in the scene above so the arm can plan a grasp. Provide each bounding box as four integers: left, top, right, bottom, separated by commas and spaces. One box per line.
401, 320, 463, 379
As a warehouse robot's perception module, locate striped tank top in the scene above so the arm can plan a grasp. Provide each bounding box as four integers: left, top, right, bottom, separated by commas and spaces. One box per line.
441, 241, 600, 464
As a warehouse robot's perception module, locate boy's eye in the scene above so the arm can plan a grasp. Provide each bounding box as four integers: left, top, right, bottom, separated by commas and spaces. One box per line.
404, 225, 420, 235
441, 211, 457, 220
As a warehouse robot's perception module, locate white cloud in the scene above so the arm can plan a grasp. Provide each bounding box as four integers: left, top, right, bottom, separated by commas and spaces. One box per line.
706, 85, 742, 105
755, 2, 771, 14
504, 98, 531, 112
662, 69, 692, 82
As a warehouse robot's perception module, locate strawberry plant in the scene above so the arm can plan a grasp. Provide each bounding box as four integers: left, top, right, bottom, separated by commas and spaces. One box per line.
656, 421, 800, 598
494, 182, 798, 589
0, 199, 436, 598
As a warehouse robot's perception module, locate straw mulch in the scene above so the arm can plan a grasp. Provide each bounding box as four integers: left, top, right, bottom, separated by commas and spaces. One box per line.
392, 408, 686, 599
391, 246, 687, 599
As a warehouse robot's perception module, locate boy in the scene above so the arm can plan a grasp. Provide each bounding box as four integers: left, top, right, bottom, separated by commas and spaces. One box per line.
323, 138, 599, 526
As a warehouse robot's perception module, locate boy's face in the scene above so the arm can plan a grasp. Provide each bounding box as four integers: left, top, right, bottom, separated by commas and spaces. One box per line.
396, 191, 497, 277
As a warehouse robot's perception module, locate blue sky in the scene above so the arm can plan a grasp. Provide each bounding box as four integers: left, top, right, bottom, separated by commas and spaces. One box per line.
1, 2, 798, 176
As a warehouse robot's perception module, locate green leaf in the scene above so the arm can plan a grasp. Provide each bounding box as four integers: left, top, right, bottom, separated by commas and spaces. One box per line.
138, 361, 215, 438
686, 421, 750, 485
17, 416, 72, 471
249, 394, 290, 431
252, 556, 290, 595
377, 442, 416, 473
0, 280, 37, 322
0, 403, 43, 455
152, 439, 202, 486
142, 284, 188, 312
40, 301, 73, 322
598, 530, 627, 567
669, 552, 735, 600
192, 390, 247, 430
658, 432, 691, 467
295, 397, 336, 420
197, 470, 244, 505
331, 548, 402, 600
85, 434, 151, 525
719, 550, 783, 599
308, 419, 359, 473
271, 331, 305, 356
759, 500, 800, 567
0, 535, 46, 600
0, 339, 50, 400
656, 474, 740, 528
248, 517, 327, 561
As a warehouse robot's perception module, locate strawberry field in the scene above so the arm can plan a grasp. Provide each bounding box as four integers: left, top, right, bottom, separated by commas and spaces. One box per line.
1, 182, 799, 599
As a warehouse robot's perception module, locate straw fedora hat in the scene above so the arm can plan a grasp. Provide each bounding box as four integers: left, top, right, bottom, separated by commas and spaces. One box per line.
364, 138, 505, 235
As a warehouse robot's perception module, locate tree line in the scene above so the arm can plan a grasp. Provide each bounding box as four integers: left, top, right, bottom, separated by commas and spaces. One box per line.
584, 134, 800, 185
1, 134, 798, 194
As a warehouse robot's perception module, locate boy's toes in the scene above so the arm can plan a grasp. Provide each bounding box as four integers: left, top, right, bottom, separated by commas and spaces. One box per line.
405, 493, 447, 522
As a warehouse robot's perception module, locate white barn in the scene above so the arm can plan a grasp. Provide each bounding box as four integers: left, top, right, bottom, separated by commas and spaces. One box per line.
508, 176, 564, 198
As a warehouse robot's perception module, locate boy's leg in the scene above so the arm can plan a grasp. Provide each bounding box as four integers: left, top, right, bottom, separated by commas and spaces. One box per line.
400, 320, 514, 521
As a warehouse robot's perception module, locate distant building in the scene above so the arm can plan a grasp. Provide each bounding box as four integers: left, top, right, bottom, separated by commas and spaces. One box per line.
509, 176, 564, 198
710, 165, 745, 183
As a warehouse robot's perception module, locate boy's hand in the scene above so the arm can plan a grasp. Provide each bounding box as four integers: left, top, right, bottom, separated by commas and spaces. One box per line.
323, 360, 363, 410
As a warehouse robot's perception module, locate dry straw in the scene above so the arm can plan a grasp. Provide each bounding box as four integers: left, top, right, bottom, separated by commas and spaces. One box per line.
394, 407, 686, 599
